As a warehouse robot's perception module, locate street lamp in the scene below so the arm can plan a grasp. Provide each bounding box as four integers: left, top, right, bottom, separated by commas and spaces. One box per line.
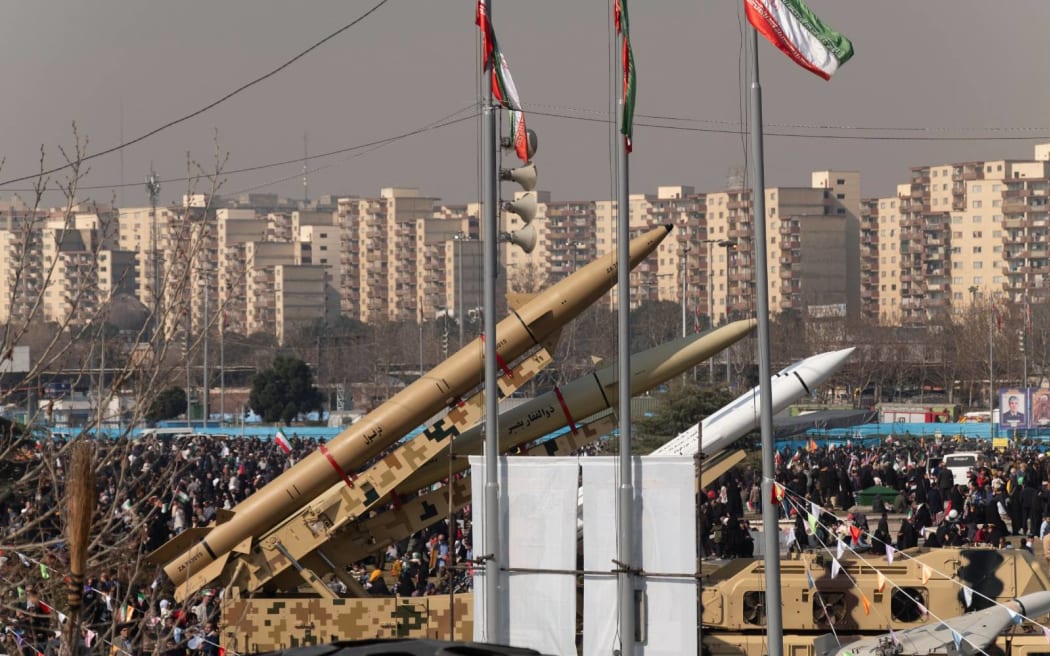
453, 232, 467, 348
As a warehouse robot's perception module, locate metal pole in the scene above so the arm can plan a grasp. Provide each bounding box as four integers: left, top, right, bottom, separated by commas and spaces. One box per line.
681, 246, 688, 339
481, 0, 501, 642
748, 28, 783, 656
220, 309, 225, 427
708, 240, 716, 383
203, 279, 209, 430
990, 297, 995, 440
457, 235, 465, 348
616, 22, 636, 656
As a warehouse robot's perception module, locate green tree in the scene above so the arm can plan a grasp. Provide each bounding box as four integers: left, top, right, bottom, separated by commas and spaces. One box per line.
607, 381, 737, 455
249, 356, 324, 423
146, 387, 187, 424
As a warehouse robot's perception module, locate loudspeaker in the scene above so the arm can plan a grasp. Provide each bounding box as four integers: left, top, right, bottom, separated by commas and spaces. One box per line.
504, 223, 537, 254
504, 192, 537, 224
500, 162, 537, 191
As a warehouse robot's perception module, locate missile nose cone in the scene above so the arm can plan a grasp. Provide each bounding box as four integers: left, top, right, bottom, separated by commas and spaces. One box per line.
1014, 591, 1050, 620
663, 224, 674, 232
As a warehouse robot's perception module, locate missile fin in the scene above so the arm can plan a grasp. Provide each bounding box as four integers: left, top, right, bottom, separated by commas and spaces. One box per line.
146, 526, 211, 566
214, 508, 235, 525
173, 551, 230, 603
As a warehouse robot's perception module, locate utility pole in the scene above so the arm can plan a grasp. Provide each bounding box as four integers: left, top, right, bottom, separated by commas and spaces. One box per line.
202, 279, 209, 430
146, 168, 161, 344
302, 132, 310, 206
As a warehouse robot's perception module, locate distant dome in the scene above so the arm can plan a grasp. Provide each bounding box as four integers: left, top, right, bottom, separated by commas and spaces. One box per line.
104, 294, 150, 332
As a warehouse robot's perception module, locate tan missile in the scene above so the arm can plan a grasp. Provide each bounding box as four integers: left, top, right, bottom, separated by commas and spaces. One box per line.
159, 224, 672, 587
395, 318, 757, 495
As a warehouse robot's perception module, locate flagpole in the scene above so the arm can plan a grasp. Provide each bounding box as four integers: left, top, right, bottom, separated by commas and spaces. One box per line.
480, 0, 502, 643
748, 26, 784, 656
614, 4, 636, 655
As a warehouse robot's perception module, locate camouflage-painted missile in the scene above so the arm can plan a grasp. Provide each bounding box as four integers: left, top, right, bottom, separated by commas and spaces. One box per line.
395, 318, 757, 495
158, 224, 672, 588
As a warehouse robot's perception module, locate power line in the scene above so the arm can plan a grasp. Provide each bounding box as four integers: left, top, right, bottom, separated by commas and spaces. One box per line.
0, 106, 477, 194
0, 0, 393, 188
524, 101, 1050, 133
522, 107, 1050, 142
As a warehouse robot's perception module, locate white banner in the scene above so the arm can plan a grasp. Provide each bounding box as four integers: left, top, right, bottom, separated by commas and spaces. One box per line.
582, 456, 697, 656
471, 456, 578, 655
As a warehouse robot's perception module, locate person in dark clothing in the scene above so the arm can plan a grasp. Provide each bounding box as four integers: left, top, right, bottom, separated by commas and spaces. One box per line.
792, 512, 809, 553
912, 501, 933, 533
871, 512, 891, 556
896, 518, 918, 550
1021, 482, 1040, 537
938, 466, 955, 498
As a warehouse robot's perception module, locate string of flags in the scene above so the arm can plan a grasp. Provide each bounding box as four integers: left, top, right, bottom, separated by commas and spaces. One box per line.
774, 480, 1050, 652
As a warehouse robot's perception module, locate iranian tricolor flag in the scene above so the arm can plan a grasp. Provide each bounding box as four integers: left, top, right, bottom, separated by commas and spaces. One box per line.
615, 0, 636, 152
275, 428, 292, 454
744, 0, 854, 80
475, 1, 529, 162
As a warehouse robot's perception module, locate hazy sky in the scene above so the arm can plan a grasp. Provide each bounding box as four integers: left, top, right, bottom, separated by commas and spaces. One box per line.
2, 1, 1049, 208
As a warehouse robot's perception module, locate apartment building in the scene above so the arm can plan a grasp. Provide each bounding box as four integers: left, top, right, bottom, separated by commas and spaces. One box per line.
863, 146, 1050, 325
704, 171, 860, 324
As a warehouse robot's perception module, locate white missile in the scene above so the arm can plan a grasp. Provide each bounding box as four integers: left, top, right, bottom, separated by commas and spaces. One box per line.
652, 347, 856, 458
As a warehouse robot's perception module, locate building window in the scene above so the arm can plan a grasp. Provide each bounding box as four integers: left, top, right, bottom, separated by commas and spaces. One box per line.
992, 184, 1001, 192
973, 276, 983, 284
972, 231, 982, 239
972, 200, 982, 209
973, 184, 982, 193
972, 216, 982, 224
974, 260, 983, 268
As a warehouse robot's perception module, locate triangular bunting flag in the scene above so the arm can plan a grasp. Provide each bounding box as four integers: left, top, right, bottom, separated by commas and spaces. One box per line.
57, 611, 67, 624
886, 546, 895, 563
890, 628, 900, 645
18, 553, 30, 567
836, 539, 845, 559
849, 525, 861, 545
951, 630, 962, 650
963, 586, 973, 608
876, 571, 887, 593
784, 527, 796, 548
84, 630, 97, 648
917, 601, 928, 617
831, 558, 841, 579
861, 593, 871, 616
921, 565, 931, 584
811, 501, 820, 517
39, 563, 49, 579
808, 513, 818, 535
806, 571, 816, 590
1043, 626, 1050, 645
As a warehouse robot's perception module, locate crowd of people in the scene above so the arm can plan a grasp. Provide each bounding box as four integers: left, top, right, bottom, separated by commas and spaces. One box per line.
0, 432, 480, 656
9, 425, 1050, 654
699, 437, 1050, 561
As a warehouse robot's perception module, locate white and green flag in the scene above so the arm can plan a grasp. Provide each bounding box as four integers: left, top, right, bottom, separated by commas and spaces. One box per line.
744, 0, 853, 80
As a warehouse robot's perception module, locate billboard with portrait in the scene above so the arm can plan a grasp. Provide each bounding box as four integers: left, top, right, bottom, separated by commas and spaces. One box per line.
1031, 388, 1050, 428
999, 388, 1029, 429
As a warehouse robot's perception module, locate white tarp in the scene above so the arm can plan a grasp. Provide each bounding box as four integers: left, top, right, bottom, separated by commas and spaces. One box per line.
471, 456, 578, 655
582, 456, 697, 656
